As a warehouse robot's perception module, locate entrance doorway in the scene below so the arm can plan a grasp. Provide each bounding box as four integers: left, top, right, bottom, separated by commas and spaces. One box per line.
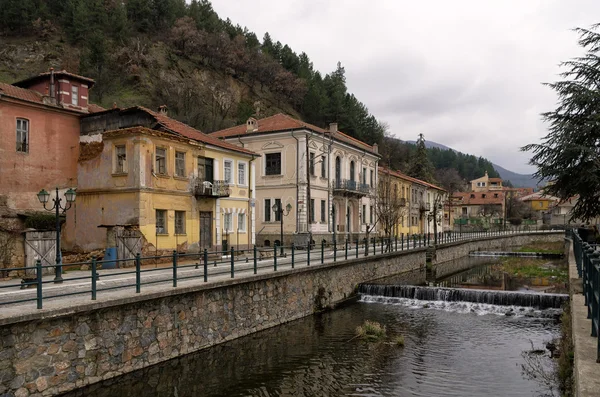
199, 211, 212, 248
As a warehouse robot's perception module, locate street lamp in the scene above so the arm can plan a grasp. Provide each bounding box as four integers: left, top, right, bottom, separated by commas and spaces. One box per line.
37, 187, 76, 283
272, 201, 292, 255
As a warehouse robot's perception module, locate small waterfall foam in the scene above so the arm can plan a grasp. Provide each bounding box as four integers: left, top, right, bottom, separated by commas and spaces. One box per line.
358, 284, 568, 316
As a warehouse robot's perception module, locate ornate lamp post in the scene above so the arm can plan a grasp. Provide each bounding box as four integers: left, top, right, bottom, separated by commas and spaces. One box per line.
272, 201, 292, 255
37, 187, 76, 283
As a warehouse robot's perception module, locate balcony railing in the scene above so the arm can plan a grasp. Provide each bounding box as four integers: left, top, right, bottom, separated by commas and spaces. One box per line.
332, 180, 370, 196
398, 197, 407, 207
193, 178, 230, 198
419, 201, 430, 212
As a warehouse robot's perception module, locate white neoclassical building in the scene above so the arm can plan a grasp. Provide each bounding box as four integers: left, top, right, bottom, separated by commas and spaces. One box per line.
211, 114, 380, 246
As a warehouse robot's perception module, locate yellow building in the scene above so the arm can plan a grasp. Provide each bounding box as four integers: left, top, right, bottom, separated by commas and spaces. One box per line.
377, 167, 415, 237
65, 106, 257, 254
520, 192, 558, 213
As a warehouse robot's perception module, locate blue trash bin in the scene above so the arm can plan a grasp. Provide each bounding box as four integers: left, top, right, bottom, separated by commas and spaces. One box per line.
103, 247, 117, 269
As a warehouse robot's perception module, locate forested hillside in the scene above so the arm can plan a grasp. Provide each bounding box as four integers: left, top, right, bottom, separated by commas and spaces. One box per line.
1, 0, 508, 185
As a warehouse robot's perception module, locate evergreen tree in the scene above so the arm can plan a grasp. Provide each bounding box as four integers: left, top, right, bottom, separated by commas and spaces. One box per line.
407, 134, 436, 183
523, 24, 600, 220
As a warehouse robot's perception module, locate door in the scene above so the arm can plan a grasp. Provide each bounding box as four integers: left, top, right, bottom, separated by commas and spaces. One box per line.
205, 158, 214, 183
335, 156, 341, 186
199, 211, 212, 248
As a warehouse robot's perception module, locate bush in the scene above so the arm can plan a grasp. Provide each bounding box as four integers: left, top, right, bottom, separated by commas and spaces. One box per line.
24, 213, 62, 231
393, 335, 405, 347
356, 320, 387, 342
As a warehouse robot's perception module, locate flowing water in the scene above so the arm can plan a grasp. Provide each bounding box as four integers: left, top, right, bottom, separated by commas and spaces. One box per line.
61, 293, 560, 397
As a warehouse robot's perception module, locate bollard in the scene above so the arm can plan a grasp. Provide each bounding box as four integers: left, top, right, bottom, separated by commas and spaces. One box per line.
231, 247, 235, 277
253, 245, 257, 274
91, 256, 97, 300
135, 253, 141, 293
172, 251, 178, 287
203, 249, 208, 282
36, 259, 43, 310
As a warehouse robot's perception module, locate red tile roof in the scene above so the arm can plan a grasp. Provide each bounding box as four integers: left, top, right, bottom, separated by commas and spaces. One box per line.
13, 70, 95, 88
488, 178, 503, 182
87, 103, 105, 113
454, 191, 504, 205
211, 113, 377, 154
378, 166, 446, 192
136, 107, 256, 156
0, 82, 43, 103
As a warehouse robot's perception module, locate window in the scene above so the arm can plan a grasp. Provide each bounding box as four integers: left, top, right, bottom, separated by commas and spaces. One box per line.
482, 194, 486, 199
238, 162, 246, 185
16, 118, 29, 153
350, 161, 355, 182
470, 194, 475, 199
156, 210, 167, 234
321, 156, 326, 177
265, 153, 281, 175
494, 193, 498, 198
362, 205, 366, 224
462, 207, 468, 215
238, 213, 246, 232
275, 199, 282, 222
115, 145, 127, 173
175, 211, 186, 234
370, 170, 374, 187
224, 213, 232, 232
310, 199, 315, 223
198, 157, 214, 182
264, 199, 272, 222
71, 85, 78, 106
224, 160, 233, 184
309, 152, 315, 176
175, 151, 186, 177
370, 205, 374, 224
155, 148, 167, 174
362, 168, 367, 185
321, 200, 326, 222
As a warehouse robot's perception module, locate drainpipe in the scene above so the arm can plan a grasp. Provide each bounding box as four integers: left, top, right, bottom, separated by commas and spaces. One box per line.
292, 131, 300, 233
49, 67, 56, 103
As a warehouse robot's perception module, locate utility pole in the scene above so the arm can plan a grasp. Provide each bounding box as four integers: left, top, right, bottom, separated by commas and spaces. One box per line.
306, 136, 312, 249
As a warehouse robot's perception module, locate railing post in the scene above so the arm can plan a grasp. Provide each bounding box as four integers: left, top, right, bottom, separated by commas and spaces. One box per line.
373, 238, 376, 255
413, 234, 416, 249
253, 245, 258, 274
321, 240, 325, 264
172, 250, 178, 287
135, 253, 141, 293
91, 256, 97, 300
381, 237, 384, 254
333, 239, 337, 262
273, 245, 277, 271
36, 259, 43, 310
395, 236, 398, 251
307, 241, 310, 266
231, 247, 235, 277
203, 249, 208, 282
355, 240, 359, 258
401, 233, 404, 251
345, 240, 348, 260
291, 243, 295, 268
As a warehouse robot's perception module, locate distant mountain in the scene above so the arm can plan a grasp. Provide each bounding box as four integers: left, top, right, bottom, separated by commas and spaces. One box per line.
406, 140, 540, 188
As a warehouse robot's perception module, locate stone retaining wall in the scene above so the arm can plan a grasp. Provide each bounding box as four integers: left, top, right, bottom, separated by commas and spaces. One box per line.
0, 249, 425, 397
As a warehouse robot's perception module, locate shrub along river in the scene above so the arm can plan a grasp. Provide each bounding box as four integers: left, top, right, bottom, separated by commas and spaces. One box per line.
60, 253, 563, 397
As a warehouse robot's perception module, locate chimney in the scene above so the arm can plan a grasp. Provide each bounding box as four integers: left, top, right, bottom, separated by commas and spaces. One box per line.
158, 105, 168, 116
49, 67, 55, 101
329, 122, 337, 135
246, 117, 258, 133
112, 102, 117, 109
372, 143, 378, 154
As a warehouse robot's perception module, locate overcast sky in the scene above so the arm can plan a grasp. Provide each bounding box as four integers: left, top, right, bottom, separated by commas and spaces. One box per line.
212, 0, 600, 174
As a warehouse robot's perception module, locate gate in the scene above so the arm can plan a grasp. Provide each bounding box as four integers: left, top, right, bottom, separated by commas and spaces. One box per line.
115, 228, 142, 261
200, 211, 212, 249
24, 230, 56, 275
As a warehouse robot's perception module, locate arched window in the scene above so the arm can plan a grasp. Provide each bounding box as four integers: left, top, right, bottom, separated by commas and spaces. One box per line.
350, 161, 355, 182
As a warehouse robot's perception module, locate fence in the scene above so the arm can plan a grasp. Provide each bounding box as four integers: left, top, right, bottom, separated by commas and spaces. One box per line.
571, 230, 600, 362
0, 228, 561, 311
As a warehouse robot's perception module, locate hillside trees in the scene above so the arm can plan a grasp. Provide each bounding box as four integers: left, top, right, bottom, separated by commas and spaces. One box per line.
523, 25, 600, 221
407, 134, 436, 184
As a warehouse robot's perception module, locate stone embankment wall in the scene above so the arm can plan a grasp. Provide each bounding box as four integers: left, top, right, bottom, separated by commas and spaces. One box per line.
432, 232, 564, 266
0, 249, 425, 397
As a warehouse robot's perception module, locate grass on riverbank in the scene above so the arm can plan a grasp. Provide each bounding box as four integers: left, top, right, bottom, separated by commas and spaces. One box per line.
516, 240, 564, 255
496, 257, 569, 284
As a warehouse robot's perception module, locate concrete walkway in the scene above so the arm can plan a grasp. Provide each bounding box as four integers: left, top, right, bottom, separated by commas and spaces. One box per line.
569, 240, 600, 397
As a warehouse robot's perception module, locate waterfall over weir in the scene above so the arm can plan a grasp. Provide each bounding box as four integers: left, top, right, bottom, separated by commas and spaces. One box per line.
358, 284, 568, 309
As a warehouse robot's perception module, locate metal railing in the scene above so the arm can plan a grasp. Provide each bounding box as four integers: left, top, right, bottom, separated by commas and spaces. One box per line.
572, 230, 600, 362
0, 227, 562, 311
193, 178, 230, 198
332, 179, 370, 195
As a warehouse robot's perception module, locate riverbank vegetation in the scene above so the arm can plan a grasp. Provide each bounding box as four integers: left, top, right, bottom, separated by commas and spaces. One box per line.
516, 240, 564, 255
355, 320, 406, 347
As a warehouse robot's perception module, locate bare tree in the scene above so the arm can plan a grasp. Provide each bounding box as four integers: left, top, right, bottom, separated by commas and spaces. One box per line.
375, 169, 408, 252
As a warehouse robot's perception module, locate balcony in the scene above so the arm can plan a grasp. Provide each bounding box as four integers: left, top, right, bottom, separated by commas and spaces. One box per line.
398, 197, 407, 207
193, 178, 230, 198
419, 201, 430, 212
332, 179, 370, 197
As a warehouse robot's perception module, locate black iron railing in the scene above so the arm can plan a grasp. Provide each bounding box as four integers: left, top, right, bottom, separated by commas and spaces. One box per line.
193, 178, 230, 197
332, 179, 370, 195
0, 228, 563, 311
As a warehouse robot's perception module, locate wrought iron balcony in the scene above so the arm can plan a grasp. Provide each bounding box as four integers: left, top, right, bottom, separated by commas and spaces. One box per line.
419, 201, 430, 212
193, 178, 230, 198
332, 179, 370, 196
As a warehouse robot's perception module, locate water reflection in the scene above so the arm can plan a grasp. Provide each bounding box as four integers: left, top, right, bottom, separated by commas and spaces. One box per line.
60, 300, 557, 397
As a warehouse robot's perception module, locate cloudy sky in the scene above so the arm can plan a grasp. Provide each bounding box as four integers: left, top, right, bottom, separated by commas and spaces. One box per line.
212, 0, 600, 174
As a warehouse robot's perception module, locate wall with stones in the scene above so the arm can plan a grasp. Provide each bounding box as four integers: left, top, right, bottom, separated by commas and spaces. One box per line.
432, 232, 564, 266
0, 248, 425, 397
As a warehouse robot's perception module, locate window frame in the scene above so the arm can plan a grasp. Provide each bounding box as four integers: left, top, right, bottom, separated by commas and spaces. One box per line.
264, 199, 272, 222
223, 213, 233, 233
237, 161, 248, 186
320, 200, 326, 223
370, 170, 374, 187
114, 144, 127, 174
362, 167, 367, 185
370, 205, 374, 224
275, 198, 282, 222
155, 209, 168, 235
309, 152, 315, 176
223, 159, 234, 185
362, 204, 366, 224
155, 147, 167, 175
174, 211, 186, 235
310, 199, 315, 223
265, 152, 282, 176
16, 118, 29, 153
175, 151, 186, 177
321, 156, 326, 178
238, 213, 246, 232
71, 85, 79, 106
